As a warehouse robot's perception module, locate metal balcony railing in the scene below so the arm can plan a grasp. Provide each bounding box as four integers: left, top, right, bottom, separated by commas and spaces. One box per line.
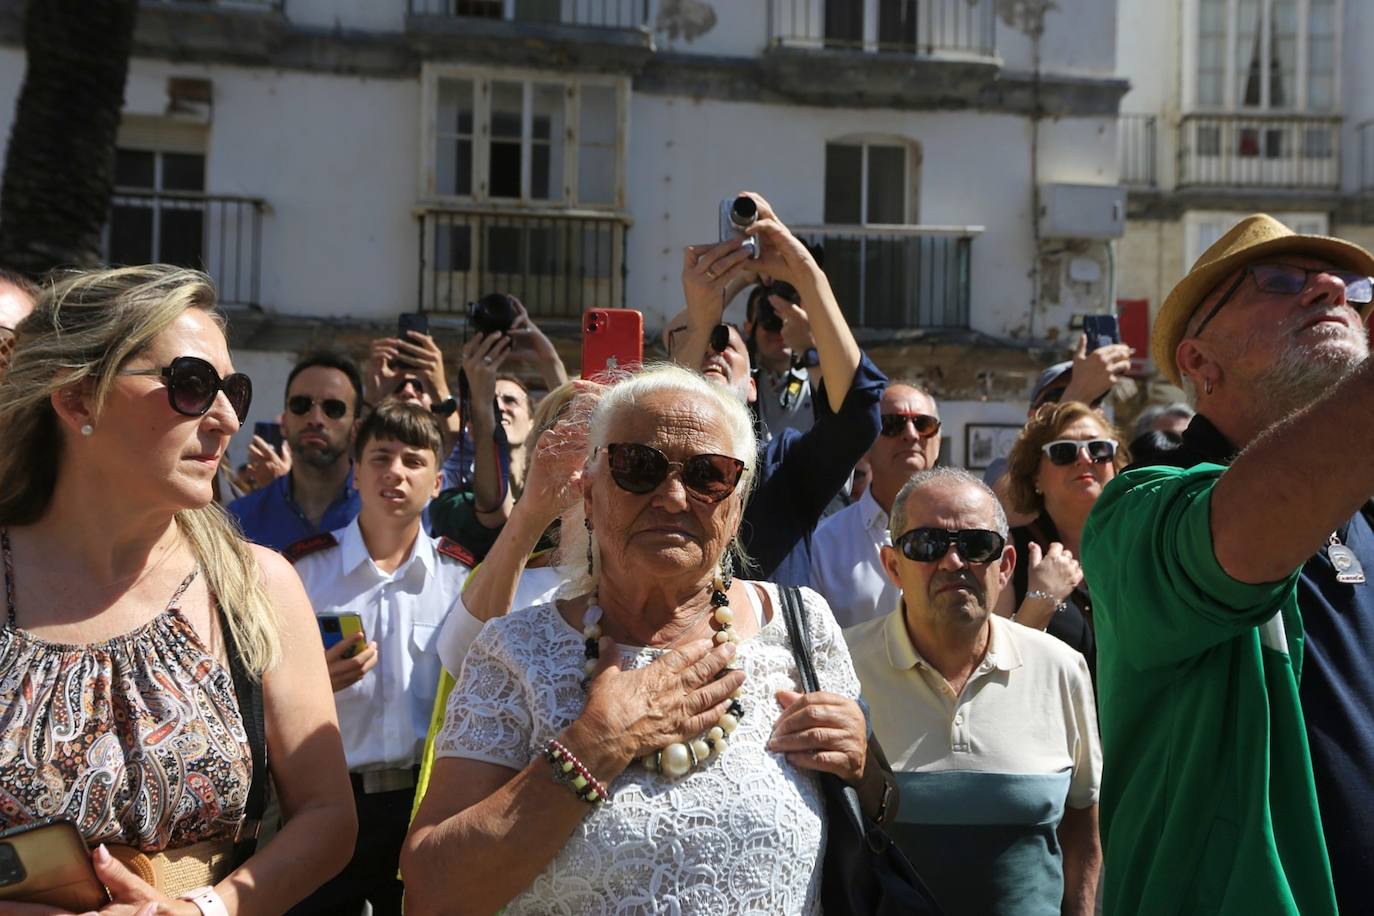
141, 0, 283, 9
1119, 114, 1157, 188
417, 207, 628, 317
408, 0, 650, 30
794, 224, 975, 329
769, 0, 995, 57
1177, 113, 1342, 190
104, 191, 265, 308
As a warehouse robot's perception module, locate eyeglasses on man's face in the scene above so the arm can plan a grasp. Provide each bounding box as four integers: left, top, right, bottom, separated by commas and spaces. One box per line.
1193, 263, 1374, 338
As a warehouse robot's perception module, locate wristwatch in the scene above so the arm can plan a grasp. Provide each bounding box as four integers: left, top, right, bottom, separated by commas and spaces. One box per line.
791, 347, 819, 370
431, 396, 459, 417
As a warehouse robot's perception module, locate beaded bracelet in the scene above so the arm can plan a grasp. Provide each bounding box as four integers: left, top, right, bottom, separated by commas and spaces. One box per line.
543, 739, 611, 806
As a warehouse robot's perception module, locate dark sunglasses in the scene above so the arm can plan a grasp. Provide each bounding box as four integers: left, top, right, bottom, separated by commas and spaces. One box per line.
756, 282, 799, 333
287, 395, 349, 420
880, 412, 942, 439
1041, 438, 1117, 466
121, 355, 252, 423
1194, 263, 1374, 338
605, 442, 745, 504
708, 323, 732, 355
895, 527, 1006, 564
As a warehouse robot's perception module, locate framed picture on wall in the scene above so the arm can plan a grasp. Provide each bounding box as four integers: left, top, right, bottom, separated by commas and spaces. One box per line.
963, 423, 1023, 472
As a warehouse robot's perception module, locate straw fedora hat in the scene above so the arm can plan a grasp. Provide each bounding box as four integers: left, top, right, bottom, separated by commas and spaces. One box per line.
1152, 213, 1374, 384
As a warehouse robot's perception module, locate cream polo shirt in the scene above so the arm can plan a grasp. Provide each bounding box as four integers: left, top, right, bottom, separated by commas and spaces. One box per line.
845, 609, 1101, 916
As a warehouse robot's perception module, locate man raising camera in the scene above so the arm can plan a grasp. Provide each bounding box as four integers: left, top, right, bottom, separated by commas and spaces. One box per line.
744, 280, 818, 441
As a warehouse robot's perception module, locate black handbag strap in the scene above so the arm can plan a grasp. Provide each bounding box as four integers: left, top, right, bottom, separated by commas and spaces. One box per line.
220, 609, 268, 862
780, 585, 822, 695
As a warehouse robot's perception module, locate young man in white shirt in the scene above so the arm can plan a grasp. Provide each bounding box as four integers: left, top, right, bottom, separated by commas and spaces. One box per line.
810, 382, 941, 627
285, 399, 472, 916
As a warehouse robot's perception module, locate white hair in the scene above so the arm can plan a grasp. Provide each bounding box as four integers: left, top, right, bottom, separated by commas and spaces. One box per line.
557, 362, 758, 595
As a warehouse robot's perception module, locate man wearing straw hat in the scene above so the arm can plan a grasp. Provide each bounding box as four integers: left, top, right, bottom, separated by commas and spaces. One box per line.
1081, 214, 1374, 915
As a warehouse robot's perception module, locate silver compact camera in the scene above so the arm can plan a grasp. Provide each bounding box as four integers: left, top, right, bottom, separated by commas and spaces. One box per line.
719, 195, 761, 259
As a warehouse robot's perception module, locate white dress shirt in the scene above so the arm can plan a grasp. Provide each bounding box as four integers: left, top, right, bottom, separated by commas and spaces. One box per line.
293, 518, 469, 772
809, 487, 900, 629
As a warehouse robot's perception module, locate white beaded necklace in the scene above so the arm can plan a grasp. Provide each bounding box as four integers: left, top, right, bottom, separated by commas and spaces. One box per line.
581, 577, 745, 778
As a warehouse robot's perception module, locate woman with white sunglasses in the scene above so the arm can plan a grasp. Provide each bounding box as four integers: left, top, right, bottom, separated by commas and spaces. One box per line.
994, 401, 1132, 678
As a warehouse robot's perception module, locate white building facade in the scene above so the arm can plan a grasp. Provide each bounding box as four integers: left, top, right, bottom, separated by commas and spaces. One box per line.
0, 0, 1126, 468
1116, 0, 1374, 387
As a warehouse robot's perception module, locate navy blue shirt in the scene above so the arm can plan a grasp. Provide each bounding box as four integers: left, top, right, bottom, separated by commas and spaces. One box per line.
738, 352, 885, 588
227, 470, 360, 552
1142, 415, 1374, 911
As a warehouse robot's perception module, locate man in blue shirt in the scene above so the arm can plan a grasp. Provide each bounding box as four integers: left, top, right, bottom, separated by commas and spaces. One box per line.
230, 351, 363, 551
668, 193, 884, 587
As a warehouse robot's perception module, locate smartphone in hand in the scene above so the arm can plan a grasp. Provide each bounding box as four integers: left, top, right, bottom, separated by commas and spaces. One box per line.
0, 817, 109, 911
393, 313, 431, 369
319, 613, 366, 658
581, 309, 644, 381
254, 421, 283, 454
1081, 314, 1121, 353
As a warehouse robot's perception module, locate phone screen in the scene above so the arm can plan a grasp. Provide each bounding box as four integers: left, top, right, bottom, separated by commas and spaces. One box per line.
1082, 314, 1121, 353
254, 421, 283, 453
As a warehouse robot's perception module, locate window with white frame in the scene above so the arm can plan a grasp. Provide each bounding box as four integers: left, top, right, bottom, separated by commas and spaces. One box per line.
107, 147, 207, 269
823, 139, 917, 224
1195, 0, 1339, 112
428, 68, 625, 208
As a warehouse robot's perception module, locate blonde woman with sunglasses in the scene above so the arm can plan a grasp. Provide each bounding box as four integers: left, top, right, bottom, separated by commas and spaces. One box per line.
0, 266, 355, 915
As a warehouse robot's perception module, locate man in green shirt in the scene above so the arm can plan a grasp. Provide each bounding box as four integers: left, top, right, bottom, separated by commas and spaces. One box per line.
1082, 214, 1374, 914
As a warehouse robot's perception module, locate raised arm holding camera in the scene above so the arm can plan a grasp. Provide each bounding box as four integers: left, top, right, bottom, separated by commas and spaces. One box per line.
668, 192, 885, 587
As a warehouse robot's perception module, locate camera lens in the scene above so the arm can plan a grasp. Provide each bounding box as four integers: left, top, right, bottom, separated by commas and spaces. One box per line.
729, 196, 757, 229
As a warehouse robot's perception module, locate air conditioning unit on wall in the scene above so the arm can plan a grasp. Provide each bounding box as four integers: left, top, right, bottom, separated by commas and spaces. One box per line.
1039, 184, 1126, 240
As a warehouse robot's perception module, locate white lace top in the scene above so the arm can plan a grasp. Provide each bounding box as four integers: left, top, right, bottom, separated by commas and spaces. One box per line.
436, 582, 861, 916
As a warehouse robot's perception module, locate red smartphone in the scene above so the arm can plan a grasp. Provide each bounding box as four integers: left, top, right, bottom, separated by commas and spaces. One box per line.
581, 309, 644, 382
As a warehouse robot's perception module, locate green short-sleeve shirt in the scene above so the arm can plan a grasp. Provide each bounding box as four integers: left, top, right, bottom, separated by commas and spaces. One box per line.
1082, 463, 1336, 915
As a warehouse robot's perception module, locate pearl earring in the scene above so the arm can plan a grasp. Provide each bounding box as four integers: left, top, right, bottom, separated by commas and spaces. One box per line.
80, 424, 94, 437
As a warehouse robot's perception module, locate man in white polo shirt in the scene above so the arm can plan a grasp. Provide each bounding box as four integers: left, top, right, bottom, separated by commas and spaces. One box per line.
810, 382, 941, 627
845, 467, 1101, 916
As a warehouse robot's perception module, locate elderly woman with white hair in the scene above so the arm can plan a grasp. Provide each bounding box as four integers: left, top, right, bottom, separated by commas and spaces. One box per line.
401, 364, 881, 915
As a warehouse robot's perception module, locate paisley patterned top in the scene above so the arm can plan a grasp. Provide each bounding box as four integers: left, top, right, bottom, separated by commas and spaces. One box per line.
0, 529, 251, 851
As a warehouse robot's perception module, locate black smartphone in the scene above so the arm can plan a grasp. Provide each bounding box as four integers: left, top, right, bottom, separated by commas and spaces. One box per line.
253, 421, 283, 454
1081, 314, 1121, 353
393, 313, 430, 369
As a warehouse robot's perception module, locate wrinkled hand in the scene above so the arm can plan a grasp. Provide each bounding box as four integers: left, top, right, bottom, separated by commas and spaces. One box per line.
520, 415, 592, 524
326, 633, 377, 693
1019, 541, 1083, 629
579, 638, 745, 772
243, 435, 290, 490
1062, 334, 1134, 406
768, 690, 868, 785
461, 332, 512, 418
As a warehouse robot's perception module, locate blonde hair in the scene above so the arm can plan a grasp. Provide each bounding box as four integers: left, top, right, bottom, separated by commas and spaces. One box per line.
559, 363, 757, 595
0, 265, 280, 676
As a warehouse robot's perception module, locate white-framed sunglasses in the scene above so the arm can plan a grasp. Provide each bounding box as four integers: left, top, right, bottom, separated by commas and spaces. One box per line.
1041, 438, 1117, 466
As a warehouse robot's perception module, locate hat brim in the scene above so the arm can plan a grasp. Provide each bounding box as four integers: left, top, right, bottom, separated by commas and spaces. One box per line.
1152, 234, 1374, 385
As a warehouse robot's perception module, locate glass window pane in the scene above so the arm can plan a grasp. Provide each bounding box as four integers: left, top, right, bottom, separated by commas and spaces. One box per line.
161, 152, 205, 192
438, 78, 474, 135
866, 146, 906, 224
1303, 127, 1333, 158
1237, 0, 1262, 107
1271, 0, 1297, 108
159, 204, 205, 266
437, 137, 473, 196
824, 144, 863, 224
1197, 125, 1222, 156
490, 142, 522, 197
491, 81, 523, 139
515, 0, 560, 23
435, 222, 472, 273
578, 85, 617, 205
486, 224, 523, 275
531, 84, 565, 202
115, 149, 155, 189
108, 204, 154, 264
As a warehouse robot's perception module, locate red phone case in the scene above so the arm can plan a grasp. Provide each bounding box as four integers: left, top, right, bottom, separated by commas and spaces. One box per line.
581, 309, 644, 382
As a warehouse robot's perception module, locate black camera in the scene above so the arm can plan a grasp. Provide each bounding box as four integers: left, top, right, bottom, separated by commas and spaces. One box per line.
750, 281, 799, 334
468, 293, 518, 337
